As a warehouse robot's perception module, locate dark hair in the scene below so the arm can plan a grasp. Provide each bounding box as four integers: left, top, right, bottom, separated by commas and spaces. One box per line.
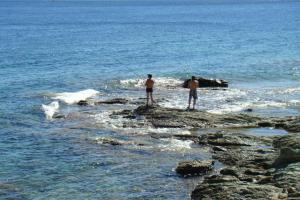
191, 76, 196, 80
148, 74, 152, 78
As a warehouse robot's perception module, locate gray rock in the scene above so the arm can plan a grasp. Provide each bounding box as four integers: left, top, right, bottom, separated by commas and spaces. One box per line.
191, 180, 288, 200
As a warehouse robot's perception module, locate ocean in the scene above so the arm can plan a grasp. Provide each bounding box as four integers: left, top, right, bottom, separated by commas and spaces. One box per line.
0, 0, 300, 199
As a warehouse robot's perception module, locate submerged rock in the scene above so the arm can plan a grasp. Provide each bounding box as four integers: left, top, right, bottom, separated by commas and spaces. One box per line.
96, 98, 128, 105
182, 77, 228, 88
77, 100, 89, 106
176, 160, 214, 176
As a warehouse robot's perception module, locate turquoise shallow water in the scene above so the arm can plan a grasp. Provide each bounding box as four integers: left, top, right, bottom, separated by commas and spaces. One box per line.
1, 0, 300, 199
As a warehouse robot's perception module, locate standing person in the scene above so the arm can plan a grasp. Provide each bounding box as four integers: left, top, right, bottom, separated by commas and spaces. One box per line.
145, 74, 155, 106
187, 76, 199, 110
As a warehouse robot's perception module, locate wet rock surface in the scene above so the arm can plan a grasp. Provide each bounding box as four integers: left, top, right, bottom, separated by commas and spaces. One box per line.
176, 160, 214, 176
114, 105, 262, 129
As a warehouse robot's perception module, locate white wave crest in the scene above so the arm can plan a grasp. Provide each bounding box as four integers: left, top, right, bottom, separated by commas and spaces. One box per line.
120, 77, 183, 89
158, 138, 193, 151
52, 89, 99, 104
208, 101, 287, 114
41, 101, 59, 120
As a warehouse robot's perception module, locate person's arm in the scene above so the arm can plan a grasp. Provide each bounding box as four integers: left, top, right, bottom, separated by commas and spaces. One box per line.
188, 80, 191, 89
145, 79, 148, 86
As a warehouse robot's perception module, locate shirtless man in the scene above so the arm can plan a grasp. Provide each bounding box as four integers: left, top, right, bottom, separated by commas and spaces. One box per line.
145, 74, 155, 106
188, 76, 199, 110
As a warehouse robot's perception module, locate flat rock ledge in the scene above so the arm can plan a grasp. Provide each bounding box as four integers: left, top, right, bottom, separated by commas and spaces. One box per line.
113, 105, 262, 129
176, 160, 214, 177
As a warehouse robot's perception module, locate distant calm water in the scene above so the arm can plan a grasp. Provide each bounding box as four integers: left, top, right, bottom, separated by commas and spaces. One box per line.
1, 0, 300, 199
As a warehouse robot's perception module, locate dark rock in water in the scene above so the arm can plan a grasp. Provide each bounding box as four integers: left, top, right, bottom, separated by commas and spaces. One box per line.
244, 108, 253, 112
78, 100, 89, 106
176, 160, 214, 176
91, 137, 123, 146
182, 77, 228, 88
96, 98, 128, 105
52, 113, 65, 119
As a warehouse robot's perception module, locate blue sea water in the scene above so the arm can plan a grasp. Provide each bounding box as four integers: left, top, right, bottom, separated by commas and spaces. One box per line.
1, 0, 300, 199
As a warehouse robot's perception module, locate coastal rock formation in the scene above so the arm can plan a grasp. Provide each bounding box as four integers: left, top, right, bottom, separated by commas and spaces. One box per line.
191, 176, 288, 200
176, 160, 214, 176
183, 77, 228, 88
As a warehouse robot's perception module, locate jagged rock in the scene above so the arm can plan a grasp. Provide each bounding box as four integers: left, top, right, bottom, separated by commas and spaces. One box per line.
191, 176, 288, 200
274, 148, 300, 166
176, 160, 214, 176
182, 77, 228, 88
96, 98, 128, 105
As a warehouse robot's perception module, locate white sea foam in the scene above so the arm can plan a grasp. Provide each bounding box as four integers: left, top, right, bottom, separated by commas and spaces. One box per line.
208, 101, 287, 114
158, 138, 193, 151
120, 77, 183, 89
41, 101, 59, 120
52, 89, 99, 104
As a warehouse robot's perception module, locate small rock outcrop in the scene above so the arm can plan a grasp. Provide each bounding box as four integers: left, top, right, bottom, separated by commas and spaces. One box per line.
183, 77, 228, 88
176, 160, 214, 176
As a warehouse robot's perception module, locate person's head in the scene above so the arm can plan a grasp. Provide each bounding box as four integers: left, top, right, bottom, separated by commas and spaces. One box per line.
148, 74, 152, 79
191, 76, 196, 80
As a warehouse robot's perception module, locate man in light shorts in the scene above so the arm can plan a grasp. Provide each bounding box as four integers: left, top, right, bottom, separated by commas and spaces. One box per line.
188, 76, 199, 110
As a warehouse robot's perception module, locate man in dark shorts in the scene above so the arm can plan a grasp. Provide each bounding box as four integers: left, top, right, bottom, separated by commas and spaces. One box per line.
188, 76, 199, 110
145, 74, 155, 106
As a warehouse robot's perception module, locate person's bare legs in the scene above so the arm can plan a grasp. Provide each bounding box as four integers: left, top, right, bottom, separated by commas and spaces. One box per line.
150, 93, 155, 105
188, 92, 192, 109
146, 92, 150, 106
193, 98, 197, 110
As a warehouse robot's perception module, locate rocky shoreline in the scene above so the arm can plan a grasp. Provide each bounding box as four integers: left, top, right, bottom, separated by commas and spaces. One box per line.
110, 104, 300, 199
63, 97, 300, 199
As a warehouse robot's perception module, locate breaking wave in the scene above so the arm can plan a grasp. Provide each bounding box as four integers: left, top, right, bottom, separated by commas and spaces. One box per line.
119, 77, 183, 89
52, 89, 99, 104
41, 101, 59, 120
